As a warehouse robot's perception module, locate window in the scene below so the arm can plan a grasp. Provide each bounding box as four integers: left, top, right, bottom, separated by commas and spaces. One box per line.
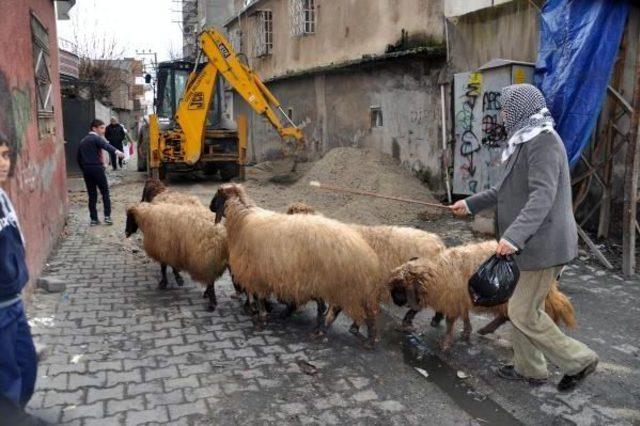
31, 13, 54, 138
290, 0, 316, 36
370, 107, 383, 128
252, 10, 273, 58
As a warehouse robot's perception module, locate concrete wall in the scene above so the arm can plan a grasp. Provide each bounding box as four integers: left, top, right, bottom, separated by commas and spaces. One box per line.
446, 0, 540, 72
228, 0, 444, 80
234, 54, 446, 186
0, 0, 68, 287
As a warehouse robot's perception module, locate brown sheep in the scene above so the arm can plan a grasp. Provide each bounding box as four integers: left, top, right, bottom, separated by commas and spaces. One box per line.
136, 179, 207, 289
285, 202, 445, 335
388, 240, 576, 350
210, 184, 383, 348
125, 202, 228, 311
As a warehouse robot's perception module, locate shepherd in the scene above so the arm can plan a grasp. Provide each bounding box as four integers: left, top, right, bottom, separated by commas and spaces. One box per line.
450, 83, 598, 392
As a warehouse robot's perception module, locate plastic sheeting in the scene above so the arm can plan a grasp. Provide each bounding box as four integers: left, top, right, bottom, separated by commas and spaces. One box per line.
534, 0, 629, 167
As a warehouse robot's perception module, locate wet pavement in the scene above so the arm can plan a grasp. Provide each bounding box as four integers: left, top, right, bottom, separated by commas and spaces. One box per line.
24, 166, 640, 425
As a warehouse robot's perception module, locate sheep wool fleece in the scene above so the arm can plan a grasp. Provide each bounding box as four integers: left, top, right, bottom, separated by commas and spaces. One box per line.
508, 267, 597, 380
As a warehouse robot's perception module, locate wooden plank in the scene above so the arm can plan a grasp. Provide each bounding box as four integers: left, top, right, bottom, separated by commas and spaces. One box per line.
577, 226, 613, 270
622, 41, 640, 276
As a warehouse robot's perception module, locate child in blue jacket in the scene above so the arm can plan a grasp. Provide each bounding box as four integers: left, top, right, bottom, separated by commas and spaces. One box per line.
0, 131, 38, 421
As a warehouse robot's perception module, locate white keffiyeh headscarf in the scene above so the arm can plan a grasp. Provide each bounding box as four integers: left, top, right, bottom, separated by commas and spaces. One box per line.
500, 84, 555, 163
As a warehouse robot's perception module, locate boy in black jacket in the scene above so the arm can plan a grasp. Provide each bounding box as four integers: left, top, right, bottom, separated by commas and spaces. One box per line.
0, 131, 41, 423
77, 119, 124, 226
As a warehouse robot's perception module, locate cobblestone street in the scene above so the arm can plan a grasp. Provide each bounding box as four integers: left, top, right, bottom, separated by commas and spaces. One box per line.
23, 172, 640, 426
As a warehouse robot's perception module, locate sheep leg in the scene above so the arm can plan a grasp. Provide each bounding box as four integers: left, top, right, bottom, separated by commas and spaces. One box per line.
173, 268, 185, 287
205, 283, 217, 312
311, 306, 341, 338
477, 315, 508, 335
158, 264, 168, 290
254, 297, 268, 331
279, 301, 297, 319
431, 311, 444, 327
363, 309, 379, 350
462, 313, 472, 342
441, 317, 456, 351
349, 321, 360, 335
311, 299, 328, 332
397, 309, 419, 332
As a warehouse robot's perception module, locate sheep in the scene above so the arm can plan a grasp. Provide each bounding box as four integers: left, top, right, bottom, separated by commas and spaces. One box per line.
285, 202, 446, 336
388, 240, 576, 350
210, 184, 383, 348
141, 178, 205, 209
125, 202, 228, 311
136, 179, 207, 289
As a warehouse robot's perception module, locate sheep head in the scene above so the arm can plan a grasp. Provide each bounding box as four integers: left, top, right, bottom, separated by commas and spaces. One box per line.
286, 202, 316, 215
387, 260, 424, 309
125, 206, 139, 237
141, 178, 166, 202
210, 184, 250, 223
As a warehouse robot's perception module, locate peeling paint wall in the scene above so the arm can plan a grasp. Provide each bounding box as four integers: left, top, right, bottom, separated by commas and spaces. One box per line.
0, 0, 68, 290
234, 54, 446, 188
229, 0, 444, 80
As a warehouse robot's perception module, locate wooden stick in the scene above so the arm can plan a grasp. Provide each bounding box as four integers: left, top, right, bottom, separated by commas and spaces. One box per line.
577, 226, 613, 270
309, 181, 449, 209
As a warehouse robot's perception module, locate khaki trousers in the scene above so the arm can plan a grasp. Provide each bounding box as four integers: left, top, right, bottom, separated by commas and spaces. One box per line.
507, 267, 598, 380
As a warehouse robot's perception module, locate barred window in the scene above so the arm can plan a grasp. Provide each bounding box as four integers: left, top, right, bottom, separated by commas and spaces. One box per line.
252, 10, 273, 58
31, 13, 55, 138
370, 107, 383, 128
290, 0, 315, 37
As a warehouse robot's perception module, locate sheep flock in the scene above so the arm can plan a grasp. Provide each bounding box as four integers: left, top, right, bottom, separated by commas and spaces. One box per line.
125, 180, 576, 351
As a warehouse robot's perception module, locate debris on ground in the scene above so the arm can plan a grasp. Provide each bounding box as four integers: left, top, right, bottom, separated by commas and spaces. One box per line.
456, 370, 470, 379
296, 359, 319, 376
415, 367, 430, 379
37, 276, 67, 293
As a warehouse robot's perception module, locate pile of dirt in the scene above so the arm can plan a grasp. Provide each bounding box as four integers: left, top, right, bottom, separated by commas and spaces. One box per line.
284, 147, 441, 225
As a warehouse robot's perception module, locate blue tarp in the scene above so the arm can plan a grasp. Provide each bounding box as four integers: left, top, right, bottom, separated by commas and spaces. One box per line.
534, 0, 629, 167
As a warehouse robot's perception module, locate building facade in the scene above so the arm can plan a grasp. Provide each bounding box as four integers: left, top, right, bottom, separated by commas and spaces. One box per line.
0, 0, 74, 288
225, 0, 446, 181
183, 0, 236, 59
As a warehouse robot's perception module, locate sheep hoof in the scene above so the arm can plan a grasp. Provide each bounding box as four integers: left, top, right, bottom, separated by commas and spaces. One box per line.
207, 304, 216, 312
462, 332, 472, 342
310, 329, 325, 339
430, 318, 442, 328
349, 324, 360, 335
477, 327, 492, 336
175, 278, 185, 287
362, 340, 377, 351
158, 280, 168, 290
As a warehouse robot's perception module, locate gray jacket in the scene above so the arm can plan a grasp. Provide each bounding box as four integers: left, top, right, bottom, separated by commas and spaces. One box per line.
465, 130, 578, 271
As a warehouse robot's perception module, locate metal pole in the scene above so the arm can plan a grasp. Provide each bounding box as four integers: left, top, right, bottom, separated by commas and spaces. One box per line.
622, 41, 640, 276
440, 84, 453, 203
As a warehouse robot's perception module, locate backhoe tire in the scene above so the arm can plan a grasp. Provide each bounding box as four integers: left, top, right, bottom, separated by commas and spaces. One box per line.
220, 164, 238, 182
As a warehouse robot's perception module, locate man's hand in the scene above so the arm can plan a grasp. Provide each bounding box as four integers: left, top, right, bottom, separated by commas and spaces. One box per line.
449, 200, 469, 217
496, 239, 517, 256
116, 151, 125, 159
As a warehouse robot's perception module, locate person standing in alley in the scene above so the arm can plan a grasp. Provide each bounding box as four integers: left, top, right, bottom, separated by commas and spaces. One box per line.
450, 84, 598, 392
77, 119, 124, 226
0, 131, 41, 424
105, 117, 127, 170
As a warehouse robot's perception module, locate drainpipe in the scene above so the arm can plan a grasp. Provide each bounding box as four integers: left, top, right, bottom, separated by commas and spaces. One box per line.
440, 83, 452, 203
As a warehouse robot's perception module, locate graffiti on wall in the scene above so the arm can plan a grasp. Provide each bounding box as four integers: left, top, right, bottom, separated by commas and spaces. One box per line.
454, 72, 482, 194
0, 71, 32, 176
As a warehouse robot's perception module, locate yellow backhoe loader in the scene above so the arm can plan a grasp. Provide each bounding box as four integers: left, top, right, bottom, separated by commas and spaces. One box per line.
146, 28, 304, 180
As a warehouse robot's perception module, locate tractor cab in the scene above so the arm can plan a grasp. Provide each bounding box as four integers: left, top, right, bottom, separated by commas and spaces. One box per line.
154, 60, 223, 128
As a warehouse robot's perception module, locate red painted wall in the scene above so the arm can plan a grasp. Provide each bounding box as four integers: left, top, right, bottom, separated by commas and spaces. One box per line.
0, 0, 68, 291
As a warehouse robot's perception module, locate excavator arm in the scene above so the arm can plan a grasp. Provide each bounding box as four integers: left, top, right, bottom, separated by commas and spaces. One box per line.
196, 29, 304, 143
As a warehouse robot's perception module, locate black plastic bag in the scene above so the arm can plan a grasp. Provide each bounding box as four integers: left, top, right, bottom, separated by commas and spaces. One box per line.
468, 255, 520, 307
